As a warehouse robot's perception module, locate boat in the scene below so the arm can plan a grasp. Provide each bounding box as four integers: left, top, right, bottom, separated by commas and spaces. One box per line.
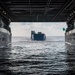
31, 31, 46, 41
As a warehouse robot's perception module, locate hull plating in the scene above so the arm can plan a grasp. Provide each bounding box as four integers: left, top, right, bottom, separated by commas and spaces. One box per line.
0, 28, 11, 48
65, 29, 75, 50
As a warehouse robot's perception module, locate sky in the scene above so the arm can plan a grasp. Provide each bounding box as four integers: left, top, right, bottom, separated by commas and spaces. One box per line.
10, 22, 67, 37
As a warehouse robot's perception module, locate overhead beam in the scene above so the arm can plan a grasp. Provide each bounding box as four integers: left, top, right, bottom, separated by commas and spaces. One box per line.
67, 15, 75, 23
52, 0, 75, 21
7, 5, 62, 8
68, 2, 75, 10
0, 2, 9, 20
44, 0, 52, 15
29, 0, 31, 14
10, 8, 47, 10
0, 11, 9, 20
0, 1, 16, 21
67, 10, 75, 23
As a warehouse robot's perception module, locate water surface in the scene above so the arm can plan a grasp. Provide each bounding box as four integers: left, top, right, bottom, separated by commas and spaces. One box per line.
0, 36, 75, 75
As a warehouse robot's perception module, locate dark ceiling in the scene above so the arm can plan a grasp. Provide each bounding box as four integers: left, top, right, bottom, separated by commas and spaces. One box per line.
0, 0, 75, 22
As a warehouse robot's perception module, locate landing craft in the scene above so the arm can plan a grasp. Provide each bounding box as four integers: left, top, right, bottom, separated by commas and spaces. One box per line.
31, 31, 46, 41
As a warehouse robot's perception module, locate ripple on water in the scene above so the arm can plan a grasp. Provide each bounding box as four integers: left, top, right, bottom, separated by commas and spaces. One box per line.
0, 37, 73, 75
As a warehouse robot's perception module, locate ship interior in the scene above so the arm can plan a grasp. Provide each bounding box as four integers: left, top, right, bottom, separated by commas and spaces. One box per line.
0, 0, 75, 74
0, 0, 75, 40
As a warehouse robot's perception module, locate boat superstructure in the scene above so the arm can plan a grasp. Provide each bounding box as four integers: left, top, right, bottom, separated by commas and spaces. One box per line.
31, 31, 46, 41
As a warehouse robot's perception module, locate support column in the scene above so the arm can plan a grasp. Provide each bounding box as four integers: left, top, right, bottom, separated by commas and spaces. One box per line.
66, 20, 74, 32
65, 19, 75, 44
0, 16, 11, 48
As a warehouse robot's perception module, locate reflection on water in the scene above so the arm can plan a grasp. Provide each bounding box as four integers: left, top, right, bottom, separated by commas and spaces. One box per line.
66, 44, 75, 75
0, 48, 12, 74
0, 37, 75, 75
